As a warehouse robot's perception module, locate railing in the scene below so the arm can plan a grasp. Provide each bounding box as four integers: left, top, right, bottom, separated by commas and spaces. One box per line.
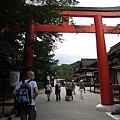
0, 93, 14, 115
90, 82, 100, 93
90, 83, 120, 104
112, 84, 120, 104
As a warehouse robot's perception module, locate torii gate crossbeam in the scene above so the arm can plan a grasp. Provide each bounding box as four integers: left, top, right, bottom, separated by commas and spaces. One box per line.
35, 24, 120, 33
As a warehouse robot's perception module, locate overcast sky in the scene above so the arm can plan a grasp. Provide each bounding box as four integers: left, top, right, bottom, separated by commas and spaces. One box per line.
53, 0, 120, 65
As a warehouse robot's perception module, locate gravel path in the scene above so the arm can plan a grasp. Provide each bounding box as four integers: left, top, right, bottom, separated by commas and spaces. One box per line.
36, 87, 115, 120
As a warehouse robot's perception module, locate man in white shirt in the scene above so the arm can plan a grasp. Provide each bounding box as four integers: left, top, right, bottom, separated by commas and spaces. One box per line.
13, 71, 39, 120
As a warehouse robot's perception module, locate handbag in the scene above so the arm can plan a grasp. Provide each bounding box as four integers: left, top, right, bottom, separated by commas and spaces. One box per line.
45, 90, 47, 94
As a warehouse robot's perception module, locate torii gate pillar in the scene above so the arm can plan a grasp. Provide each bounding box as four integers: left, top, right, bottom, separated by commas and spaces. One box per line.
94, 15, 114, 105
22, 24, 34, 80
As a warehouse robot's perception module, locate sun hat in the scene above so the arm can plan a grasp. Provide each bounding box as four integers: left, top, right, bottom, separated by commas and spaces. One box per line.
80, 80, 83, 82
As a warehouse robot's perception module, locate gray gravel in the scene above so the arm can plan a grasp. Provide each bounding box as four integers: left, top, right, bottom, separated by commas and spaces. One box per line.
36, 87, 115, 120
0, 87, 117, 120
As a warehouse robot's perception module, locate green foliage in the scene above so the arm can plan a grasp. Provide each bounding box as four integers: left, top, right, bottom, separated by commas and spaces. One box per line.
0, 0, 79, 30
71, 60, 81, 70
0, 0, 79, 81
0, 31, 24, 66
55, 64, 74, 80
33, 32, 60, 79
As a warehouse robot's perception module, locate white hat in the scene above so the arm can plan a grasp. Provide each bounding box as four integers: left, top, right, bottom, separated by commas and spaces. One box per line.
80, 80, 83, 82
72, 80, 74, 82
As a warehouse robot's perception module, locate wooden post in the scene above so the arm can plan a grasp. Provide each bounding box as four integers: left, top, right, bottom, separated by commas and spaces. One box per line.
22, 24, 35, 80
94, 15, 114, 105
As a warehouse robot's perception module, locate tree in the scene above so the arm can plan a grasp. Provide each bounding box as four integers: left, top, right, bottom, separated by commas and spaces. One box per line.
0, 0, 79, 31
33, 32, 60, 80
0, 0, 79, 81
55, 64, 74, 80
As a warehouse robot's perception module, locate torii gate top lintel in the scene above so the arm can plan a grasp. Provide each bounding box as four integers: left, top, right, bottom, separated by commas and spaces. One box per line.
61, 6, 120, 17
35, 6, 120, 33
69, 6, 120, 12
67, 6, 120, 12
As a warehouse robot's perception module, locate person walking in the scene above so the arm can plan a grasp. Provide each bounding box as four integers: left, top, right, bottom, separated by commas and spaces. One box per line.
12, 71, 39, 120
65, 80, 72, 101
79, 80, 86, 100
55, 80, 61, 101
45, 81, 52, 101
71, 80, 76, 95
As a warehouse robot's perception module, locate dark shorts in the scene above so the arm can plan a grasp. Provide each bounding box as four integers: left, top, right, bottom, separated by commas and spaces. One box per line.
66, 89, 72, 96
46, 90, 51, 94
20, 105, 37, 120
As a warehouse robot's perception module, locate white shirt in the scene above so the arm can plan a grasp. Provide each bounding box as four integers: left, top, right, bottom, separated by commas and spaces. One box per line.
15, 79, 38, 105
46, 84, 52, 90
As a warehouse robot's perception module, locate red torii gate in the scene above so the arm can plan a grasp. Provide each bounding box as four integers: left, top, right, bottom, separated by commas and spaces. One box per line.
25, 7, 120, 106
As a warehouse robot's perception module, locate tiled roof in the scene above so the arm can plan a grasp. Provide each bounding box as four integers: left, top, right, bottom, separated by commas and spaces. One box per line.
81, 58, 97, 67
107, 42, 120, 55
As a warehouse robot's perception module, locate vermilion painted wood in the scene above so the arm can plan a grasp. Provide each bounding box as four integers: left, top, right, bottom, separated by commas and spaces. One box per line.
34, 10, 120, 33
61, 11, 120, 18
22, 24, 35, 80
112, 84, 119, 89
35, 24, 120, 33
5, 24, 120, 33
94, 15, 114, 105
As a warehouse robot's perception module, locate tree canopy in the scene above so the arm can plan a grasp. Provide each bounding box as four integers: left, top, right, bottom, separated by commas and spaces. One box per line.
0, 0, 79, 30
54, 64, 74, 80
0, 0, 79, 82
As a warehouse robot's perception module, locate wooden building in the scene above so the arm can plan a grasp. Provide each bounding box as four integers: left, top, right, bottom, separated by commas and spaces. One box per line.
74, 42, 120, 87
74, 58, 97, 86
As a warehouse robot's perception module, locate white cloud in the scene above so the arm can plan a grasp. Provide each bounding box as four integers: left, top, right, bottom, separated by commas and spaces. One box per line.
56, 33, 97, 56
55, 52, 82, 64
54, 34, 120, 65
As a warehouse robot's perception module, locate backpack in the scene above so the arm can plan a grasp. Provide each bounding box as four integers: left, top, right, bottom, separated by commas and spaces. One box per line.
72, 82, 75, 89
55, 84, 59, 90
17, 80, 32, 105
